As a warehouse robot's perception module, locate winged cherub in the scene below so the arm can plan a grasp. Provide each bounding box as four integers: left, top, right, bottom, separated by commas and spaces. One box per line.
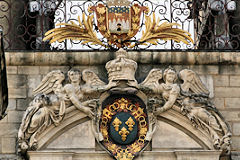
18, 69, 104, 152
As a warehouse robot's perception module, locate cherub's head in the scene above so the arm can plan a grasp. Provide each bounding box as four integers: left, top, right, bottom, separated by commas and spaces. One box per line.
163, 67, 177, 83
68, 69, 81, 83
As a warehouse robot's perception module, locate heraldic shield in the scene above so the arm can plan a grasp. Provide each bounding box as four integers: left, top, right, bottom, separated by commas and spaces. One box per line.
90, 0, 148, 48
99, 94, 149, 160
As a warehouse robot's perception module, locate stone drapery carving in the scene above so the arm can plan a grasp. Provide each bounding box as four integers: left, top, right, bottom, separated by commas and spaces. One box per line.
140, 67, 231, 155
18, 49, 231, 159
18, 69, 105, 153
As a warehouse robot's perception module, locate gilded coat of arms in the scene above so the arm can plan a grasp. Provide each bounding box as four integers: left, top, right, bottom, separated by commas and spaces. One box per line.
100, 96, 148, 160
43, 0, 193, 49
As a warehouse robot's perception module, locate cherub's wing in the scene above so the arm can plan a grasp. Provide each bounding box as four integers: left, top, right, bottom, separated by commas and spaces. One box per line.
140, 68, 162, 86
82, 69, 106, 87
179, 69, 209, 96
33, 70, 65, 95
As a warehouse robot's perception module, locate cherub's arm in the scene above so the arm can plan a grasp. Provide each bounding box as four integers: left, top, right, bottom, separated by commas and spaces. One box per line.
64, 84, 94, 118
155, 84, 180, 115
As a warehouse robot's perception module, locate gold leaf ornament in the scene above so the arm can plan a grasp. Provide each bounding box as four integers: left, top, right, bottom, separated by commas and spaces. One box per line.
43, 14, 106, 47
96, 6, 106, 14
130, 12, 194, 48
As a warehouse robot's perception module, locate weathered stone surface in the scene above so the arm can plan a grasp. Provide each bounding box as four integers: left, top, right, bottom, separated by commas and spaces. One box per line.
225, 98, 240, 108
233, 123, 240, 136
7, 111, 24, 123
231, 151, 240, 160
5, 52, 240, 66
220, 52, 234, 64
39, 66, 50, 75
27, 150, 221, 160
46, 121, 95, 149
219, 65, 240, 75
230, 76, 240, 86
232, 122, 240, 136
175, 150, 220, 160
215, 87, 240, 98
89, 51, 111, 65
17, 98, 32, 111
153, 52, 172, 64
0, 123, 19, 137
221, 111, 240, 121
7, 99, 16, 111
232, 136, 240, 149
8, 88, 27, 99
7, 52, 34, 66
7, 75, 26, 88
74, 52, 90, 65
190, 65, 219, 75
6, 66, 17, 74
152, 121, 202, 149
50, 66, 69, 73
34, 52, 50, 65
213, 75, 229, 87
18, 66, 39, 75
199, 75, 214, 98
49, 52, 69, 66
213, 98, 225, 109
1, 137, 16, 154
27, 75, 42, 97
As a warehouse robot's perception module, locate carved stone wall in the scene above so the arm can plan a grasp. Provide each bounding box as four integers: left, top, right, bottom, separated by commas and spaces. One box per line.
0, 51, 240, 160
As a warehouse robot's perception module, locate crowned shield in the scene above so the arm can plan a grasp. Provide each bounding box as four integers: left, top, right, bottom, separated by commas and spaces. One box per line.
90, 0, 148, 48
99, 95, 149, 160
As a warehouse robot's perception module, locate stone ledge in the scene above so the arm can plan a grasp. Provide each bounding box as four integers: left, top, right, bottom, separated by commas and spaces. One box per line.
5, 51, 240, 66
27, 150, 221, 160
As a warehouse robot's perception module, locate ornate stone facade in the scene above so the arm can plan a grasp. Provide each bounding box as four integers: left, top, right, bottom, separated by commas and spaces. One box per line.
17, 49, 232, 160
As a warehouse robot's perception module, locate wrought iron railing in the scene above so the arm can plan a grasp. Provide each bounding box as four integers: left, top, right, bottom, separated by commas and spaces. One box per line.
0, 0, 239, 51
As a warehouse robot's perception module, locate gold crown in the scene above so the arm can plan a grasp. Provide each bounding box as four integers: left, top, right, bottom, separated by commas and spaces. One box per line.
106, 0, 131, 6
105, 49, 137, 82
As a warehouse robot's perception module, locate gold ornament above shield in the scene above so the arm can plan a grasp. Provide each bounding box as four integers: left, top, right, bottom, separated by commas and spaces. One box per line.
43, 0, 193, 49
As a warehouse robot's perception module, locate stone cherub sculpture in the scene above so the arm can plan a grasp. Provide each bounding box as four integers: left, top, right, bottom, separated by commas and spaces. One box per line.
140, 67, 231, 155
18, 68, 108, 153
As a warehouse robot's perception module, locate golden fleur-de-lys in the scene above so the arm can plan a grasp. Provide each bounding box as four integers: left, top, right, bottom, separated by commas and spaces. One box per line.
139, 127, 147, 135
119, 127, 129, 141
96, 6, 106, 14
125, 117, 135, 131
112, 117, 122, 131
97, 16, 105, 23
116, 151, 134, 160
118, 98, 128, 110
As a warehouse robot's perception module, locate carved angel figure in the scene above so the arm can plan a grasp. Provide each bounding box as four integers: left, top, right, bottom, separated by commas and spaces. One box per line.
179, 69, 231, 150
140, 67, 231, 154
18, 68, 105, 152
140, 67, 180, 115
18, 70, 66, 152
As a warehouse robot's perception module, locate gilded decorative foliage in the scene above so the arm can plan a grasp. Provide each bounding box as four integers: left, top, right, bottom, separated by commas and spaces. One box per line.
130, 13, 194, 48
43, 1, 193, 49
43, 13, 106, 47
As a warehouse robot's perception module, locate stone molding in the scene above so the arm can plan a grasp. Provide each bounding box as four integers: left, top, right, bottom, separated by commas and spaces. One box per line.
5, 51, 240, 66
28, 150, 221, 160
35, 108, 213, 151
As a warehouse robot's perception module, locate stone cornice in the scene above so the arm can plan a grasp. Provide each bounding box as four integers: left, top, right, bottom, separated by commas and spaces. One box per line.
5, 51, 240, 66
